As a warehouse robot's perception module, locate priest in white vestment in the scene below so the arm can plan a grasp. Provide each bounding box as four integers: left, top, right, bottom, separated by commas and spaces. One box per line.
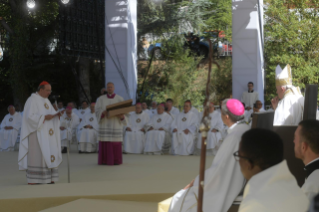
171, 101, 198, 156
95, 82, 127, 165
149, 101, 158, 118
168, 99, 250, 212
142, 102, 152, 118
241, 82, 258, 111
18, 81, 62, 184
77, 100, 90, 122
166, 98, 180, 119
272, 64, 304, 126
67, 102, 80, 117
196, 102, 223, 155
0, 105, 22, 152
294, 120, 319, 201
124, 103, 150, 154
237, 128, 309, 212
60, 107, 80, 153
77, 103, 99, 153
144, 104, 173, 155
57, 101, 64, 111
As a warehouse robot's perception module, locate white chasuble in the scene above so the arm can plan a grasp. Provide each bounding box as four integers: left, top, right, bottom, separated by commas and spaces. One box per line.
144, 112, 173, 153
60, 112, 80, 147
77, 108, 90, 121
18, 93, 62, 170
0, 112, 22, 151
149, 108, 157, 118
241, 91, 259, 109
171, 111, 198, 156
95, 94, 127, 142
168, 122, 250, 212
274, 91, 304, 126
197, 110, 223, 150
76, 113, 99, 143
124, 111, 150, 154
239, 160, 309, 212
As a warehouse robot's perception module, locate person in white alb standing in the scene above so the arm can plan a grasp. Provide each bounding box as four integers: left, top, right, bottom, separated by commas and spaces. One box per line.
241, 82, 259, 111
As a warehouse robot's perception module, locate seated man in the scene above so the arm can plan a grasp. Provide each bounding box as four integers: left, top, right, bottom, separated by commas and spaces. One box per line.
0, 105, 22, 152
168, 99, 250, 212
77, 103, 99, 153
57, 101, 64, 111
171, 100, 198, 156
166, 98, 180, 119
144, 104, 173, 155
77, 100, 90, 122
237, 128, 309, 212
294, 120, 319, 201
141, 102, 152, 117
197, 102, 223, 155
124, 103, 150, 154
149, 101, 157, 118
60, 106, 80, 153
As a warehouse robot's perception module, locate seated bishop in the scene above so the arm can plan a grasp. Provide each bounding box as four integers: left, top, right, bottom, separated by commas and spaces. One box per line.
76, 103, 99, 153
77, 100, 90, 122
197, 102, 224, 155
237, 129, 309, 212
60, 106, 80, 153
272, 64, 304, 126
168, 99, 250, 212
0, 105, 22, 152
171, 101, 198, 156
124, 103, 150, 154
144, 104, 173, 155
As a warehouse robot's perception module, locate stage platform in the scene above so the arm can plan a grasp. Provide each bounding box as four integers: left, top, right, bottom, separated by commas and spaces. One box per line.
0, 145, 214, 212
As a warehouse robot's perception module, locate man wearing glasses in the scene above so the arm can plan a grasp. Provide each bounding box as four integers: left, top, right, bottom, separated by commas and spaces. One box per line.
168, 99, 250, 212
236, 128, 309, 212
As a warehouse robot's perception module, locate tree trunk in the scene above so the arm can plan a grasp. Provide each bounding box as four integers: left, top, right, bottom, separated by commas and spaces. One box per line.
76, 58, 91, 104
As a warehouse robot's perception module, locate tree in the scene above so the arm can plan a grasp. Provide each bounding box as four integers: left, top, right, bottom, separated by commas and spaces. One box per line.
264, 0, 319, 102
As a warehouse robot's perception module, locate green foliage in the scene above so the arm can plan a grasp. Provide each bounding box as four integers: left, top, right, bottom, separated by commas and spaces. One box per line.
264, 0, 319, 102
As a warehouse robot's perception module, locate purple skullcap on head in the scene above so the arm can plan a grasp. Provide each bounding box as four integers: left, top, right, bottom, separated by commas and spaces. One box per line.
159, 103, 165, 108
91, 102, 96, 104
226, 99, 245, 116
136, 103, 142, 105
66, 106, 73, 110
8, 105, 14, 107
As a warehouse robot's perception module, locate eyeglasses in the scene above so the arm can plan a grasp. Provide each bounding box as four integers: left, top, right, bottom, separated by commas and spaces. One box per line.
233, 151, 254, 164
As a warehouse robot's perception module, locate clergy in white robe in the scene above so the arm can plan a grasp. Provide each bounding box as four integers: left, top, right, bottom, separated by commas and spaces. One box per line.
166, 99, 180, 119
95, 82, 127, 165
241, 82, 259, 110
77, 103, 99, 153
144, 104, 173, 155
149, 101, 158, 118
57, 101, 64, 111
196, 102, 223, 155
168, 99, 249, 212
60, 107, 80, 153
77, 100, 90, 122
124, 103, 150, 154
67, 102, 80, 117
272, 64, 304, 126
171, 101, 198, 156
0, 106, 22, 152
18, 81, 62, 184
294, 120, 319, 201
237, 128, 309, 212
141, 102, 152, 118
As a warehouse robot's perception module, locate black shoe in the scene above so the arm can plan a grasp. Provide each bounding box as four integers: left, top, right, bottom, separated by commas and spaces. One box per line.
62, 147, 67, 153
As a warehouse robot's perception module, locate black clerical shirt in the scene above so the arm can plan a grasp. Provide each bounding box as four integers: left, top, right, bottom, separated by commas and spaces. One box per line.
304, 158, 319, 179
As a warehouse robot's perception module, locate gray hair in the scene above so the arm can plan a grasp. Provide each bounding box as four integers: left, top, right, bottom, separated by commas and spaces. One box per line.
7, 105, 15, 111
221, 99, 244, 123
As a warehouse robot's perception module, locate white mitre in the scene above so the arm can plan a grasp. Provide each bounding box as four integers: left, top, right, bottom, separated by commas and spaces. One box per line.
275, 64, 302, 96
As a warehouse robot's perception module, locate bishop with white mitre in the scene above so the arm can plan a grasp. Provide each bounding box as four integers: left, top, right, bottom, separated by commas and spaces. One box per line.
124, 103, 150, 154
171, 101, 198, 156
60, 106, 80, 153
18, 81, 62, 184
144, 104, 173, 155
77, 103, 99, 153
0, 105, 22, 152
168, 99, 250, 212
197, 102, 224, 155
271, 64, 304, 126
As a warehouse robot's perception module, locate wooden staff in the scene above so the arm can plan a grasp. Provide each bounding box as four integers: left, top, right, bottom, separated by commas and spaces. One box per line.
197, 39, 214, 212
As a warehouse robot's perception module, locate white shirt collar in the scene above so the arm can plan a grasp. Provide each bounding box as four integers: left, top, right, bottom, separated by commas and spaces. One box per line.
306, 157, 319, 166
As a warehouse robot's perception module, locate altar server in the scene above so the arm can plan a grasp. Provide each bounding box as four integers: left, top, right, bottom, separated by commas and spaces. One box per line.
18, 81, 62, 184
124, 103, 150, 154
197, 102, 223, 155
168, 99, 249, 212
77, 103, 99, 153
238, 128, 309, 212
294, 120, 319, 201
271, 64, 304, 125
95, 82, 127, 165
144, 104, 173, 155
171, 100, 198, 155
241, 82, 259, 111
0, 105, 22, 151
60, 106, 80, 153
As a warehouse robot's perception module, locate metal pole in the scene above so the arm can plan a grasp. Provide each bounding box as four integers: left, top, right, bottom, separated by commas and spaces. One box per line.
67, 139, 70, 183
